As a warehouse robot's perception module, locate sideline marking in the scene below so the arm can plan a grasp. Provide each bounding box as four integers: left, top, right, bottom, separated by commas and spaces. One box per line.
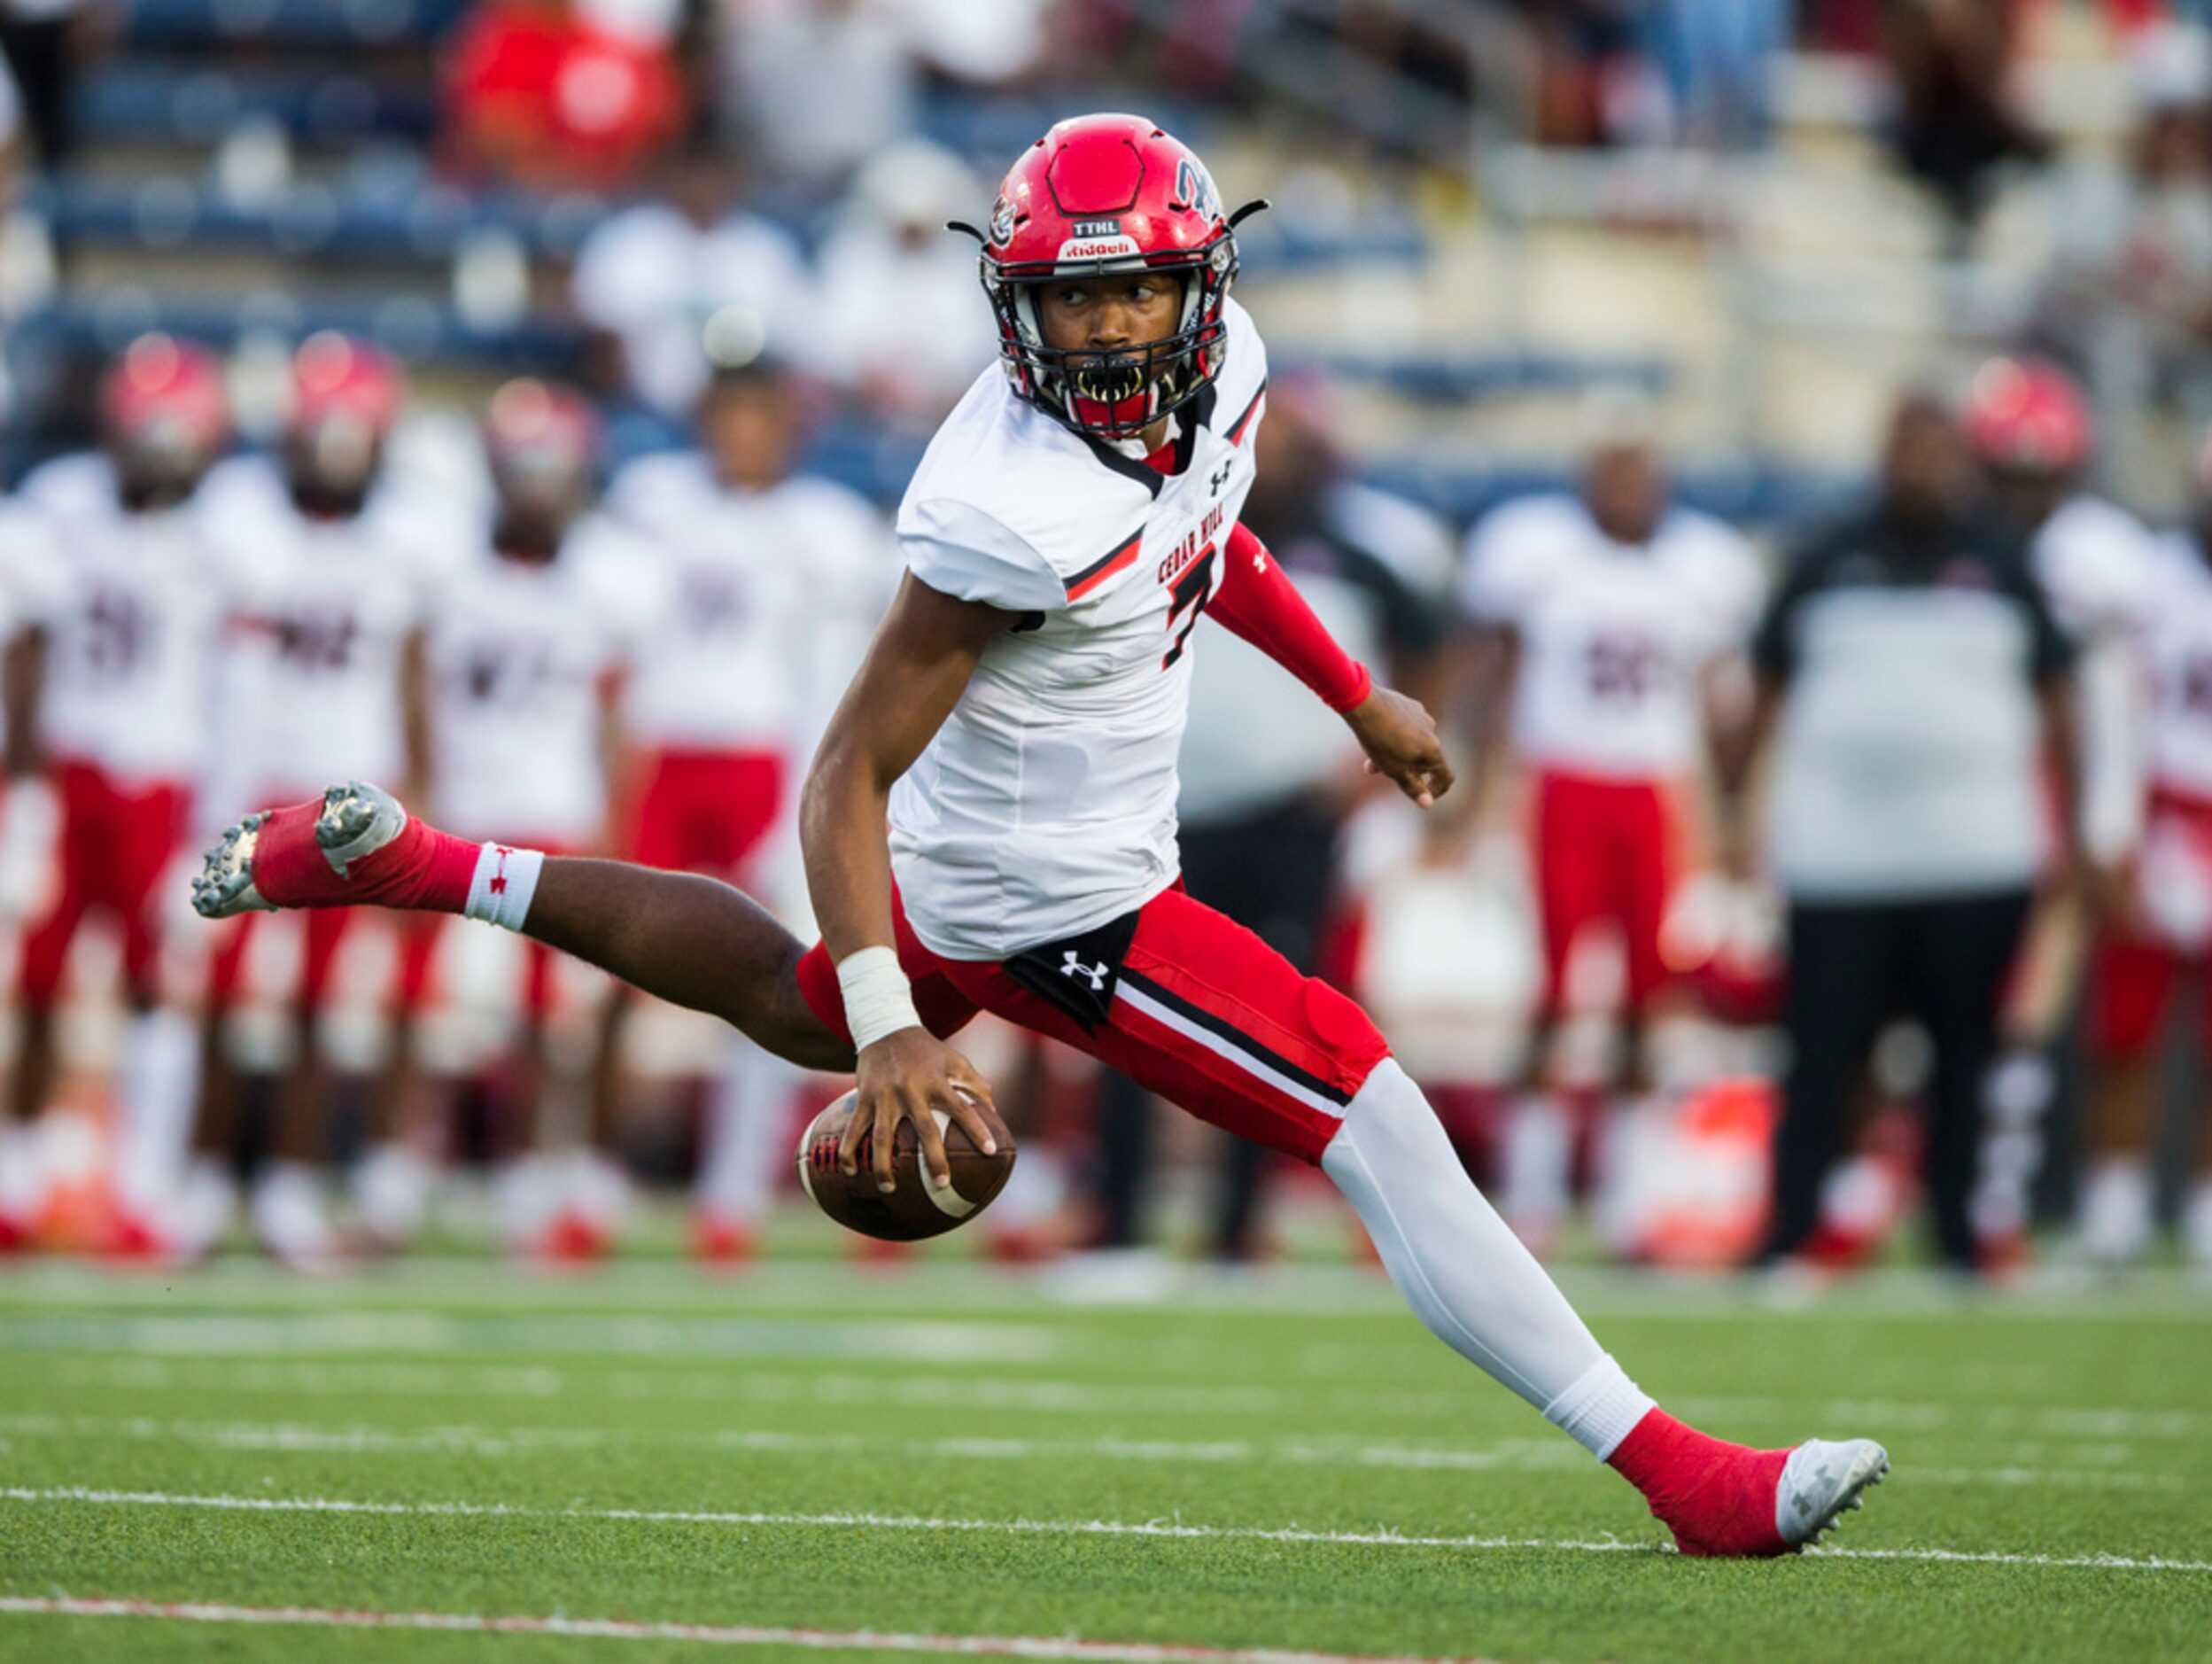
3, 1487, 2208, 1574
0, 1596, 1496, 1662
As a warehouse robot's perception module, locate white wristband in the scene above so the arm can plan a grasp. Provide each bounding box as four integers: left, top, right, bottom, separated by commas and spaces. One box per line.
462, 844, 545, 932
836, 945, 922, 1051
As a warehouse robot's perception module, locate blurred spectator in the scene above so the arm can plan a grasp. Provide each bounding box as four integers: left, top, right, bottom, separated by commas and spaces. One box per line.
2074, 424, 2212, 1272
712, 0, 917, 196
811, 139, 993, 427
446, 0, 689, 192
570, 122, 811, 422
1637, 0, 1788, 150
1456, 396, 1765, 1254
2034, 23, 2212, 457
1087, 376, 1453, 1262
1723, 393, 2080, 1276
0, 0, 105, 174
900, 0, 1051, 89
1882, 0, 2048, 243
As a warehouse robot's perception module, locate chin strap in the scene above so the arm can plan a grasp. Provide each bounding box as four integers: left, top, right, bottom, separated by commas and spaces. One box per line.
946, 220, 987, 245
1228, 198, 1272, 230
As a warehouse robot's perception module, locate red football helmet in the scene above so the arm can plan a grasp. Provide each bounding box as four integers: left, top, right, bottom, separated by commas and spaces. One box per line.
483, 377, 601, 506
963, 113, 1263, 441
1961, 357, 2093, 473
287, 330, 404, 436
100, 332, 230, 463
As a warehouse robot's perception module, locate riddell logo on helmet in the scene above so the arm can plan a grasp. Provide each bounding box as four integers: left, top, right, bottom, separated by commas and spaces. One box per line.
1058, 235, 1143, 263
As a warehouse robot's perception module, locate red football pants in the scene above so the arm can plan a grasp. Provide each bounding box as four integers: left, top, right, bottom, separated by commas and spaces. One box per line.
796, 885, 1391, 1166
628, 749, 784, 880
17, 760, 190, 1004
1530, 767, 1680, 1018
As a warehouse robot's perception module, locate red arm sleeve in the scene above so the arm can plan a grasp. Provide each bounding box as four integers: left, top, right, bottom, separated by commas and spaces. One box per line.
1207, 523, 1372, 711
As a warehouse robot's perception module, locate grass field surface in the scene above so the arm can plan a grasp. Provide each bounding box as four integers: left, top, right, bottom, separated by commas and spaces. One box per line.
2, 1246, 2208, 1662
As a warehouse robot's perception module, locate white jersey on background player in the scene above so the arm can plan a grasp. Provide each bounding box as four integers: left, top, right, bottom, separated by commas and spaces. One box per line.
199, 455, 463, 809
1462, 492, 1765, 781
5, 452, 255, 789
605, 449, 889, 764
423, 516, 647, 850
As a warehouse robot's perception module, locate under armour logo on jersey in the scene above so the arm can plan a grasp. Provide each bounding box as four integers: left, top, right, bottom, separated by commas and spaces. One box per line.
1060, 952, 1109, 991
1208, 461, 1232, 495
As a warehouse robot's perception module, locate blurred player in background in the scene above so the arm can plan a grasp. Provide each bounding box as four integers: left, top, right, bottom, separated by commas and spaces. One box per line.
0, 336, 235, 1255
188, 332, 454, 1266
1960, 356, 2166, 1262
597, 347, 894, 1263
2074, 428, 2212, 1271
370, 379, 641, 1256
1458, 400, 1763, 1255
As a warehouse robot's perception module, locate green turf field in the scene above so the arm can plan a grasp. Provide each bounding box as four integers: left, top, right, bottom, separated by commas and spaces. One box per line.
1, 1249, 2208, 1662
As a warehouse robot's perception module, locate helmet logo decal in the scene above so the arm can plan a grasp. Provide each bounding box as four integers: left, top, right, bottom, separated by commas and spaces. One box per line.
1175, 157, 1221, 220
1057, 234, 1143, 263
1070, 218, 1121, 237
989, 194, 1018, 245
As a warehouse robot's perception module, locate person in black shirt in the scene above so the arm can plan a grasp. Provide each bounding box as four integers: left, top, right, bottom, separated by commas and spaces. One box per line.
1719, 393, 2081, 1273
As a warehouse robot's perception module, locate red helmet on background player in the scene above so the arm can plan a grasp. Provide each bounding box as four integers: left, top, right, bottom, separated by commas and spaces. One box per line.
283, 330, 404, 512
483, 377, 601, 539
100, 332, 229, 501
963, 113, 1263, 442
1960, 357, 2093, 474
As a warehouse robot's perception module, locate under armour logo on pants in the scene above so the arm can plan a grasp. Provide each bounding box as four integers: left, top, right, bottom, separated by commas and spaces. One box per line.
1060, 951, 1109, 991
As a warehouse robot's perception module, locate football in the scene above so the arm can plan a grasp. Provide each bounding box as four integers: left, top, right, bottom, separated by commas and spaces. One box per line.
795, 1090, 1017, 1241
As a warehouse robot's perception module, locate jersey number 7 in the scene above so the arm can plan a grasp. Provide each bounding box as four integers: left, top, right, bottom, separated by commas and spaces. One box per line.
1161, 544, 1217, 670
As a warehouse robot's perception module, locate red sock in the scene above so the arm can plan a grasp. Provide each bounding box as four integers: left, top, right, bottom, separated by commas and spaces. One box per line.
1608, 1408, 1789, 1557
253, 810, 481, 914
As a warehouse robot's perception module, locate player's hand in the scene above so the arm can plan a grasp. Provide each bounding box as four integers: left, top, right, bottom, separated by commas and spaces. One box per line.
840, 1027, 999, 1194
1345, 686, 1454, 809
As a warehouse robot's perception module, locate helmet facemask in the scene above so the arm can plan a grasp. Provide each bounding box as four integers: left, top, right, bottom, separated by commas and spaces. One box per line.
982, 235, 1239, 443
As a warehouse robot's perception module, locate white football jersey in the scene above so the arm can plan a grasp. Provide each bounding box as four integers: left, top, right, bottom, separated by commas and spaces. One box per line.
886, 297, 1270, 961
2030, 494, 2167, 860
4, 453, 254, 786
202, 455, 465, 805
2030, 494, 2168, 634
2124, 533, 2212, 799
605, 452, 893, 755
1462, 494, 1764, 778
423, 516, 648, 846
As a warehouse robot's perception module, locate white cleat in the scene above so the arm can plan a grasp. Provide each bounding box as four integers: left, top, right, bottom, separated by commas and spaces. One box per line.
1778, 1437, 1890, 1549
189, 781, 412, 921
190, 813, 272, 918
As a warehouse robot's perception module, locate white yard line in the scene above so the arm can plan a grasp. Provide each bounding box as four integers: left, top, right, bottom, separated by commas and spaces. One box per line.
0, 1415, 2180, 1489
3, 1487, 2207, 1575
0, 1312, 1057, 1364
0, 1595, 1494, 1663
39, 1357, 2212, 1443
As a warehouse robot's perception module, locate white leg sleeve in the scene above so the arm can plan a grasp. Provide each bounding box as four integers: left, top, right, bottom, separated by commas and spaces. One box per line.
1322, 1059, 1655, 1459
696, 1034, 799, 1218
114, 1008, 200, 1214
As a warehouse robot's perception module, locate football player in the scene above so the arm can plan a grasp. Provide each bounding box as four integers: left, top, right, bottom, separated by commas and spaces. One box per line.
1, 336, 238, 1256
369, 379, 643, 1254
1960, 359, 2166, 1263
1458, 400, 1764, 1253
195, 115, 1884, 1555
190, 333, 457, 1266
2074, 426, 2212, 1271
599, 348, 896, 1264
